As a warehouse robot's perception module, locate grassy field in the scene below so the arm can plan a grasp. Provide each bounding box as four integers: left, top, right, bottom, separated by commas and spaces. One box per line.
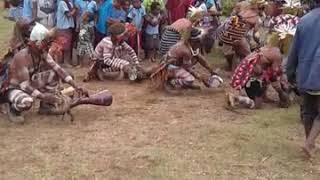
0, 8, 320, 180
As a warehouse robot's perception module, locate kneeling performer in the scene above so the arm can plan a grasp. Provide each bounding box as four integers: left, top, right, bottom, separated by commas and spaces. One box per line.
151, 28, 223, 91
227, 46, 290, 109
0, 23, 87, 123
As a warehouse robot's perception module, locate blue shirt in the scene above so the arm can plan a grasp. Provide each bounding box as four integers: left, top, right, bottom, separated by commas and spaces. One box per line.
56, 0, 75, 29
87, 1, 98, 14
22, 0, 34, 19
287, 8, 320, 92
74, 0, 90, 16
87, 1, 98, 27
105, 5, 126, 34
145, 14, 160, 35
96, 0, 112, 34
127, 6, 146, 31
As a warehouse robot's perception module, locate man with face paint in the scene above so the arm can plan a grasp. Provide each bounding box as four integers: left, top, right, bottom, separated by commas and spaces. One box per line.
0, 23, 87, 123
151, 28, 223, 91
85, 23, 143, 81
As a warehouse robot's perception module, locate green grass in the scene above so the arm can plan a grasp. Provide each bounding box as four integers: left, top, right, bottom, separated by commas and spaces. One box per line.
143, 107, 320, 180
0, 9, 13, 56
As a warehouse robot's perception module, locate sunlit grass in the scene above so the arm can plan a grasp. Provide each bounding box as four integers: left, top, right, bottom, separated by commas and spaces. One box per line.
0, 8, 14, 56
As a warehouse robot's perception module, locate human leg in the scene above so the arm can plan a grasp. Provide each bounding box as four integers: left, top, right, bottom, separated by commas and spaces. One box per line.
168, 67, 197, 89
5, 89, 34, 123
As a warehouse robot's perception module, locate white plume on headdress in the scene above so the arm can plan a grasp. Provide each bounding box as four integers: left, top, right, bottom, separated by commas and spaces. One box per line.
30, 22, 49, 44
187, 5, 206, 20
274, 23, 297, 39
283, 0, 301, 7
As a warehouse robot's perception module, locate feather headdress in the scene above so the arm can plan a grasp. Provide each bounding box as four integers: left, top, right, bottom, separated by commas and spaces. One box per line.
274, 23, 296, 39
187, 6, 206, 23
282, 0, 301, 7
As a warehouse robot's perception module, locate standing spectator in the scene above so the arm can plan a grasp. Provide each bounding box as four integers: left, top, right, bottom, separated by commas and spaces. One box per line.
95, 0, 112, 46
144, 2, 162, 62
143, 0, 164, 13
87, 0, 101, 25
194, 0, 221, 10
56, 0, 77, 66
193, 0, 208, 11
122, 0, 131, 15
22, 0, 38, 21
166, 0, 192, 24
106, 0, 127, 31
86, 0, 101, 43
5, 0, 23, 21
127, 0, 146, 54
76, 12, 95, 67
37, 0, 57, 28
286, 3, 320, 158
74, 0, 90, 32
4, 0, 10, 9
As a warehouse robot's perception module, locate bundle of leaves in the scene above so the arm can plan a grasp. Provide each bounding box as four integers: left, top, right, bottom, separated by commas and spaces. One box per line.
222, 0, 236, 16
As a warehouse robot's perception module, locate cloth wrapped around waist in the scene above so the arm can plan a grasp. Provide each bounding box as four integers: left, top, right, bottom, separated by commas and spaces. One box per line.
231, 52, 282, 90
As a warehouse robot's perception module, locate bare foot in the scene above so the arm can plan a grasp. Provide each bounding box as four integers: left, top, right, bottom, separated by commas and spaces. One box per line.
302, 143, 316, 159
226, 93, 236, 108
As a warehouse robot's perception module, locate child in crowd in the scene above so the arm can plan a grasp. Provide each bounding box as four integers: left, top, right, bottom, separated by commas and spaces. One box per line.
144, 2, 163, 62
127, 0, 146, 54
193, 0, 208, 11
94, 0, 112, 46
76, 12, 95, 67
37, 0, 57, 28
106, 0, 127, 30
56, 0, 77, 66
74, 0, 90, 31
5, 0, 23, 21
143, 0, 164, 13
122, 0, 131, 15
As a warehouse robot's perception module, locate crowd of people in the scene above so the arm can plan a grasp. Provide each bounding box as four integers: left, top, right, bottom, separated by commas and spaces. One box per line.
1, 0, 320, 158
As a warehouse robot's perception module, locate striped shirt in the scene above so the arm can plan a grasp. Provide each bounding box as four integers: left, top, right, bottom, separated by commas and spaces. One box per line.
95, 37, 139, 71
216, 16, 249, 45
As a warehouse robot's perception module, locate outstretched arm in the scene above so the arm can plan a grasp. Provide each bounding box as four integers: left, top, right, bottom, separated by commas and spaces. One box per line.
123, 42, 139, 64
196, 54, 214, 74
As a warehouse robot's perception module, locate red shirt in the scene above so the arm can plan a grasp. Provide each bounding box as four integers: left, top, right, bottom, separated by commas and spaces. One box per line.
166, 0, 192, 24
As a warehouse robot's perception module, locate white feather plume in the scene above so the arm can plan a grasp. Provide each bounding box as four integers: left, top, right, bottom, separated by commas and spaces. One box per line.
188, 5, 205, 19
283, 0, 301, 7
274, 23, 297, 39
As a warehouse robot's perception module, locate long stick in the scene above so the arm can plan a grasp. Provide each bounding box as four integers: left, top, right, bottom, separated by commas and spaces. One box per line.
137, 32, 141, 58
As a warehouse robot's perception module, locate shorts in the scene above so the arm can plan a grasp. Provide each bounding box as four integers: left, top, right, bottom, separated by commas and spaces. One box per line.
144, 34, 160, 51
302, 93, 320, 124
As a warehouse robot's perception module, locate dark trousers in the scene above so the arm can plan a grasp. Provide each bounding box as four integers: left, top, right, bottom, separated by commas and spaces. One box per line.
302, 93, 320, 127
94, 28, 106, 48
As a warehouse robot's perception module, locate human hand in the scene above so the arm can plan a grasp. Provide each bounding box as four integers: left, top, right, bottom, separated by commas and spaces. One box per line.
75, 86, 89, 97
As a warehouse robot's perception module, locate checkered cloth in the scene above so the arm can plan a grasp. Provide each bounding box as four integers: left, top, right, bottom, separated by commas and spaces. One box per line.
269, 14, 299, 29
231, 52, 260, 90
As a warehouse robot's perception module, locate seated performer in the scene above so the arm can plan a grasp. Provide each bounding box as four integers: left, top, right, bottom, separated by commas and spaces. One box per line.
226, 46, 290, 109
151, 28, 223, 91
0, 23, 87, 123
85, 23, 147, 82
